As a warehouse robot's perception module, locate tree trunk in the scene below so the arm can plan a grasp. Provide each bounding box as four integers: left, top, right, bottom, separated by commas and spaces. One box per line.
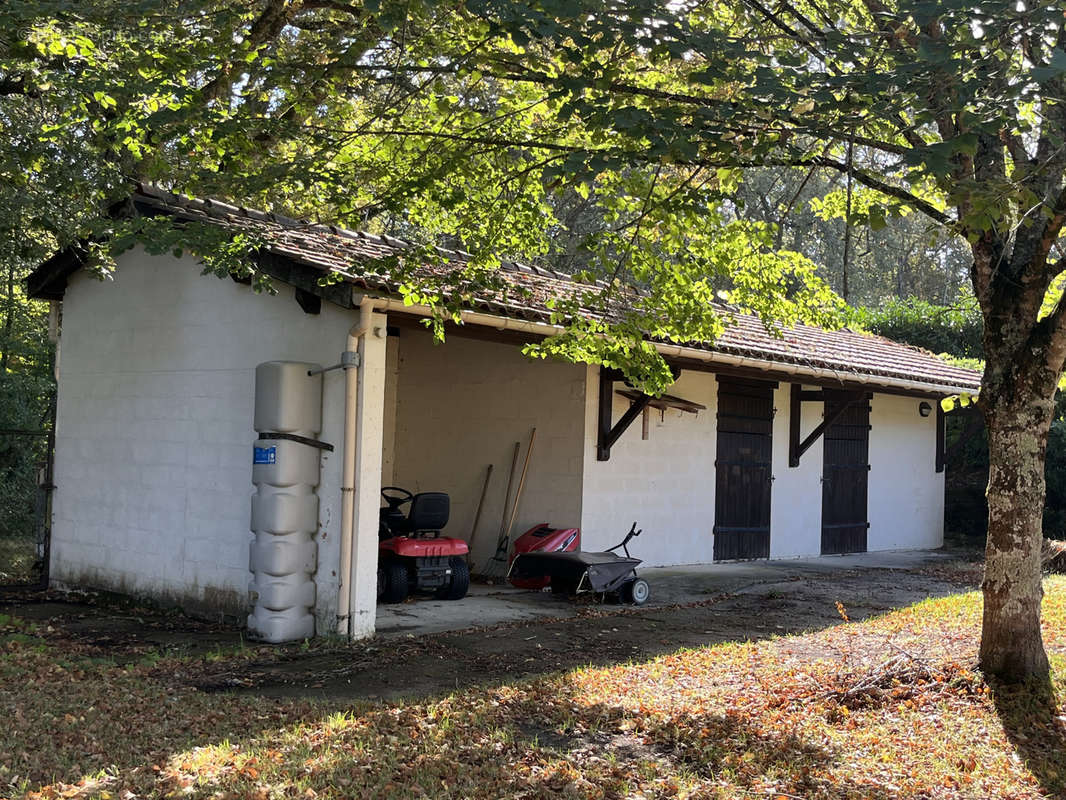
0, 260, 14, 375
979, 392, 1053, 682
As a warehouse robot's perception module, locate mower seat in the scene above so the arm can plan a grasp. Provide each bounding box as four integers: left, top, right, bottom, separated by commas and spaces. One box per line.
404, 492, 450, 534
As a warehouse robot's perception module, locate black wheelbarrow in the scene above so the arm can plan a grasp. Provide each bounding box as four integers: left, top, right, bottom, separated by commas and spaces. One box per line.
507, 523, 649, 605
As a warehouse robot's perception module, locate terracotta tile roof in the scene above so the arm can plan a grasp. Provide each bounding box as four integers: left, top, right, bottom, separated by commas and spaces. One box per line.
40, 184, 985, 394
712, 314, 981, 393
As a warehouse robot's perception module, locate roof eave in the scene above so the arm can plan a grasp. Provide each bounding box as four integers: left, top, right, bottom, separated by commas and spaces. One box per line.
362, 292, 982, 398
26, 245, 84, 300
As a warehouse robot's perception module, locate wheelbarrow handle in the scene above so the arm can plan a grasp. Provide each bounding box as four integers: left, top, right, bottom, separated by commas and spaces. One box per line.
607, 522, 642, 555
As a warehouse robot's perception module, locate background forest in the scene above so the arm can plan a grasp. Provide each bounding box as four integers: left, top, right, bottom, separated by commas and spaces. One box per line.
0, 228, 53, 583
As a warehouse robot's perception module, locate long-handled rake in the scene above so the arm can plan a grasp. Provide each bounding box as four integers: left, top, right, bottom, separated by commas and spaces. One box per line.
484, 428, 536, 576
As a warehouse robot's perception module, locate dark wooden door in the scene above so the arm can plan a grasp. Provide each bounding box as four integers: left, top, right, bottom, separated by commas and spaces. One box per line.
821, 391, 870, 555
714, 378, 774, 560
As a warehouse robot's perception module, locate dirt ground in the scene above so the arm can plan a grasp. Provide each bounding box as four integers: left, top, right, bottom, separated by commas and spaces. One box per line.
0, 552, 982, 704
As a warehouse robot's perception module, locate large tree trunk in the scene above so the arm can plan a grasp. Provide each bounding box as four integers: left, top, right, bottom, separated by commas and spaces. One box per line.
979, 386, 1054, 681
971, 205, 1066, 683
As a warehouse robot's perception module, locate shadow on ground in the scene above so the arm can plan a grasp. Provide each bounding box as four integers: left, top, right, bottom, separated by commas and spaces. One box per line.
992, 677, 1066, 799
262, 688, 903, 800
0, 557, 981, 793
2, 558, 979, 704
199, 563, 978, 702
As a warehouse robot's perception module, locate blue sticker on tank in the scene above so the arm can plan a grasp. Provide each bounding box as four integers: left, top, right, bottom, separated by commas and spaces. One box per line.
254, 446, 276, 465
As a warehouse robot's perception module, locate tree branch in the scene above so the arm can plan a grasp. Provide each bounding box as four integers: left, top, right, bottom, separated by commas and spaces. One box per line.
862, 0, 918, 49
1043, 187, 1066, 258
739, 0, 829, 64
1031, 282, 1066, 381
806, 156, 952, 225
200, 0, 297, 105
1001, 126, 1031, 171
300, 0, 361, 11
324, 124, 952, 225
347, 60, 918, 158
0, 76, 38, 97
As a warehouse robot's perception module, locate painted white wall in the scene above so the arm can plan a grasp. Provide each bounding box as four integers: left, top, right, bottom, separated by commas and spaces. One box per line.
580, 367, 719, 566
50, 248, 354, 628
770, 383, 825, 559
580, 373, 943, 565
868, 393, 944, 551
389, 329, 586, 568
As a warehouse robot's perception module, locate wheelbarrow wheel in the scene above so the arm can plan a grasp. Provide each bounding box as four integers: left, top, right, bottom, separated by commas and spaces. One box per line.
550, 576, 573, 596
436, 556, 469, 600
623, 578, 650, 606
380, 560, 410, 604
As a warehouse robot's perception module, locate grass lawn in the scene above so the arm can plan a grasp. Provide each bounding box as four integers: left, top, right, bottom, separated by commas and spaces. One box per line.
4, 577, 1066, 799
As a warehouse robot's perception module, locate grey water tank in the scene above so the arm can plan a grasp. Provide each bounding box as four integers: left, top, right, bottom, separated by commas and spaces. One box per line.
248, 361, 323, 643
254, 361, 323, 434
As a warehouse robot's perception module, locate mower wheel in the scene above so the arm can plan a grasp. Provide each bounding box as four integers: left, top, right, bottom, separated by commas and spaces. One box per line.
436, 556, 469, 600
624, 578, 650, 606
380, 560, 409, 603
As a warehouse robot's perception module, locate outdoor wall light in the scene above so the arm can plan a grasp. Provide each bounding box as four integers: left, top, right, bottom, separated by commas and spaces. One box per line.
918, 401, 933, 417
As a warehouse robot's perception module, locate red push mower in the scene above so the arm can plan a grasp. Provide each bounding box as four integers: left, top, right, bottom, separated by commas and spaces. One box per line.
508, 524, 581, 589
508, 523, 650, 605
377, 487, 470, 603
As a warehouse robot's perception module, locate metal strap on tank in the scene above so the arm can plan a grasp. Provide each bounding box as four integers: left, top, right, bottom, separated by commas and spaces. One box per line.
258, 432, 335, 452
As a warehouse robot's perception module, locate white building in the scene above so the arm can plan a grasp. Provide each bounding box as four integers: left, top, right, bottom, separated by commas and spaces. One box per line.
28, 186, 982, 639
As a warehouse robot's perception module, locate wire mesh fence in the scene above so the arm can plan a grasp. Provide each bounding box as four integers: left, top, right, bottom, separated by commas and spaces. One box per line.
0, 429, 51, 586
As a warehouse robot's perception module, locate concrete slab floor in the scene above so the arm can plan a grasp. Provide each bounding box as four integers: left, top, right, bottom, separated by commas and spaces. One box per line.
375, 549, 957, 637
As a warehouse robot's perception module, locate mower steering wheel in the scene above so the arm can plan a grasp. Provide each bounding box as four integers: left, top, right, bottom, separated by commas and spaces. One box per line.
381, 486, 414, 510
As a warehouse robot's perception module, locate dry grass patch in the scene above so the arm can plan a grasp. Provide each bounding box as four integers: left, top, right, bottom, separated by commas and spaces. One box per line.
4, 579, 1066, 799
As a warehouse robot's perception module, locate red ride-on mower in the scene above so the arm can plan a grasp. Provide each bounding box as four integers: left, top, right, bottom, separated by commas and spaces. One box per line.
377, 487, 470, 604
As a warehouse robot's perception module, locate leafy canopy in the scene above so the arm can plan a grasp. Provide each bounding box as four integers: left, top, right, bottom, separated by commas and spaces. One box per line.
2, 0, 1064, 389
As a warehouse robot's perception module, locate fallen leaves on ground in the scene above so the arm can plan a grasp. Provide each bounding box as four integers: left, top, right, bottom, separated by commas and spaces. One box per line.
3, 579, 1066, 799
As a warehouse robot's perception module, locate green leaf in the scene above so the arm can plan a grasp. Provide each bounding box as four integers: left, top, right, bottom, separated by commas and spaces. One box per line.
1032, 48, 1066, 84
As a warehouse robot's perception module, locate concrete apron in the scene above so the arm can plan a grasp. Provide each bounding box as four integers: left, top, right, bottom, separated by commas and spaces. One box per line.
374, 549, 953, 637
